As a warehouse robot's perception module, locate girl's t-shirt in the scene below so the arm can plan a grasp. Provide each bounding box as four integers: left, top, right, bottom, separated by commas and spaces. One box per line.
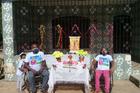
16, 59, 25, 76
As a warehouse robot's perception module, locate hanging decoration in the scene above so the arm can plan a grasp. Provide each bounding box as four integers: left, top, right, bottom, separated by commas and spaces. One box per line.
106, 23, 113, 37
88, 24, 99, 34
56, 24, 65, 49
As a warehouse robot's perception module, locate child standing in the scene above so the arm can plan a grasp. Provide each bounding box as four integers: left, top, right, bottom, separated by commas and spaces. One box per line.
16, 53, 26, 93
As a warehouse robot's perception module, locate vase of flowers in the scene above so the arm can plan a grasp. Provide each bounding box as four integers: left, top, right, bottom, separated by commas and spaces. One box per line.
52, 51, 64, 62
76, 49, 88, 62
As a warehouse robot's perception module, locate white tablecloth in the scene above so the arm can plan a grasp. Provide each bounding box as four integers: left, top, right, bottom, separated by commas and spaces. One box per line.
48, 65, 90, 93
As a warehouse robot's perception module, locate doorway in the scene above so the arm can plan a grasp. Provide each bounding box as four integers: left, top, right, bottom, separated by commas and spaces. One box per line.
113, 15, 131, 53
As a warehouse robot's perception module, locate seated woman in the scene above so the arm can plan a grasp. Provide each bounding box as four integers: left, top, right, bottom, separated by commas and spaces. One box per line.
91, 47, 115, 93
24, 43, 49, 93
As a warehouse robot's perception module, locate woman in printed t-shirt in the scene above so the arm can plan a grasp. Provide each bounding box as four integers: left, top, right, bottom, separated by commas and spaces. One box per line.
24, 43, 49, 93
91, 48, 115, 93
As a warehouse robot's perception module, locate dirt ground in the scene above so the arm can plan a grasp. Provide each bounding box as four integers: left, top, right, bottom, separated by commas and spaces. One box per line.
0, 80, 140, 93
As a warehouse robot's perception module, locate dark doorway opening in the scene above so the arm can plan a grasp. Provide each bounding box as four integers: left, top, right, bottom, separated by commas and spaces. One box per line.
113, 15, 131, 53
52, 16, 90, 49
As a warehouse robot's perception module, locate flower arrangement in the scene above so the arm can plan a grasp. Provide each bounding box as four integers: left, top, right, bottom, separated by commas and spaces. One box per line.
76, 49, 88, 56
52, 51, 64, 58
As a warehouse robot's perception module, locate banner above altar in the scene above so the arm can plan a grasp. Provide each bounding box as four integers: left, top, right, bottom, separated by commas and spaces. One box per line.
69, 36, 80, 53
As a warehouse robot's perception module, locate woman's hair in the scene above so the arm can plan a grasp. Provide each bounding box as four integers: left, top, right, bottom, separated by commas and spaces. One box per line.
100, 47, 104, 54
20, 53, 26, 59
100, 47, 109, 54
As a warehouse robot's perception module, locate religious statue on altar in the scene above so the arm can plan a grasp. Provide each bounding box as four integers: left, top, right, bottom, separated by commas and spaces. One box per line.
38, 24, 46, 51
55, 24, 65, 49
76, 49, 88, 69
63, 55, 78, 66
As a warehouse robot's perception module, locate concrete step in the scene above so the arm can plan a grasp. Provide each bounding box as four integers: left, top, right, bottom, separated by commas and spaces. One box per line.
132, 61, 140, 70
129, 75, 140, 88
